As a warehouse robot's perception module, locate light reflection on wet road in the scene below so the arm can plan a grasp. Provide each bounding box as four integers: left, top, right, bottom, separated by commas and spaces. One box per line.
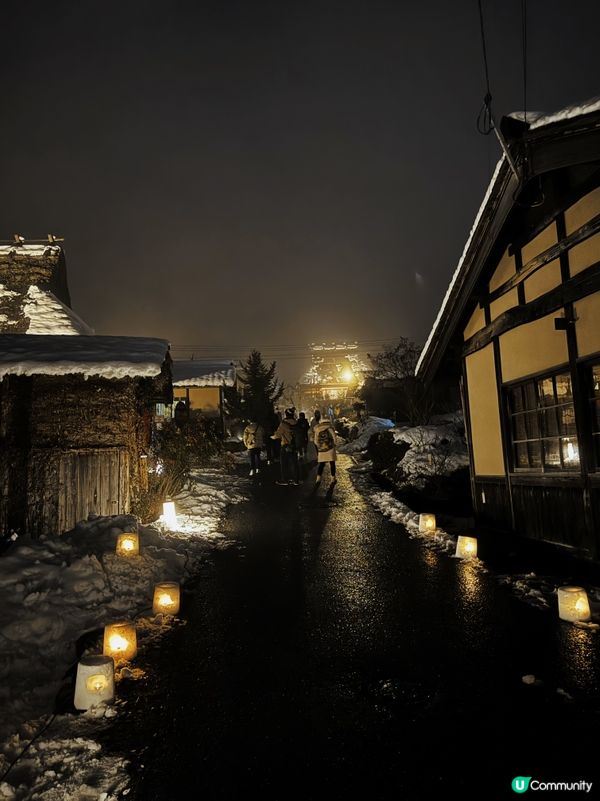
109, 456, 600, 800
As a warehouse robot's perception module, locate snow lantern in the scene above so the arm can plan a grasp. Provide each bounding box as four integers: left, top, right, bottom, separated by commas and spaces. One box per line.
116, 532, 140, 557
455, 536, 478, 559
419, 513, 436, 533
557, 586, 591, 623
162, 500, 177, 529
103, 622, 137, 661
153, 581, 181, 615
74, 655, 115, 710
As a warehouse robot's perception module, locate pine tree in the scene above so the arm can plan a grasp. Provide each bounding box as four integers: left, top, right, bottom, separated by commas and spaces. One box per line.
225, 350, 284, 424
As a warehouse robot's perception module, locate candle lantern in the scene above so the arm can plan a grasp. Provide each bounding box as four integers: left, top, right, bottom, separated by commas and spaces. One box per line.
103, 621, 137, 661
557, 586, 591, 623
162, 500, 177, 529
455, 535, 478, 558
153, 581, 181, 615
418, 513, 436, 533
74, 655, 115, 710
116, 532, 140, 557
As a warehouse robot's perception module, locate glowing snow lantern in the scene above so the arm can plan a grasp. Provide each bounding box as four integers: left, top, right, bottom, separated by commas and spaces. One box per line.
152, 581, 181, 615
103, 622, 137, 661
418, 513, 436, 533
74, 655, 115, 710
116, 532, 140, 557
162, 500, 177, 529
557, 586, 591, 623
455, 535, 478, 559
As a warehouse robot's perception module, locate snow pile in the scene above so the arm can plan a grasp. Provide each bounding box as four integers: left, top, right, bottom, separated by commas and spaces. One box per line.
390, 414, 469, 490
338, 417, 394, 454
0, 467, 248, 796
22, 286, 94, 335
348, 469, 457, 554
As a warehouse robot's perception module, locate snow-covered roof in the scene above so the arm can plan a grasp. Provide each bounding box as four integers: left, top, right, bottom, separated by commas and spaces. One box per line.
0, 243, 62, 258
172, 360, 236, 387
0, 334, 169, 380
416, 97, 600, 381
21, 285, 94, 334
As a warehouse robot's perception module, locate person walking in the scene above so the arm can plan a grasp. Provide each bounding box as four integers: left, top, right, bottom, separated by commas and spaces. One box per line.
313, 413, 337, 485
243, 420, 265, 476
296, 411, 310, 459
271, 408, 301, 485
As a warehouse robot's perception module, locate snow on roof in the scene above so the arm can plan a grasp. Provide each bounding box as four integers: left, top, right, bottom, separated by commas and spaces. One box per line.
22, 286, 95, 334
416, 96, 600, 379
0, 243, 62, 258
0, 334, 169, 380
415, 156, 505, 376
507, 96, 600, 130
172, 360, 236, 387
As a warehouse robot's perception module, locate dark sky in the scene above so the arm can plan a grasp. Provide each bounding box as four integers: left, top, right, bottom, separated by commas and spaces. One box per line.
2, 1, 600, 380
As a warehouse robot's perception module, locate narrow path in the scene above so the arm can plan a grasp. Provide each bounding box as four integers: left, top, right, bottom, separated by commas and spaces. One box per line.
107, 456, 600, 800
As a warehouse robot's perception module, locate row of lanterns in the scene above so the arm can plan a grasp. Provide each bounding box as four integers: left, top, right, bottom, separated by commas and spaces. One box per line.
74, 502, 181, 711
418, 513, 592, 624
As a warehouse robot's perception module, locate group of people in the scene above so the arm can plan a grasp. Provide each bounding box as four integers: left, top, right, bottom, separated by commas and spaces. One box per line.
242, 407, 337, 487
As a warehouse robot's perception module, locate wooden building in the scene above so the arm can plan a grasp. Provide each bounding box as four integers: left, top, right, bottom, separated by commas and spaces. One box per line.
0, 334, 171, 537
416, 99, 600, 561
171, 360, 236, 420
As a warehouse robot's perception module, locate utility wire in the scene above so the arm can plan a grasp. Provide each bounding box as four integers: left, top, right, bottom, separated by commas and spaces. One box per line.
0, 714, 56, 783
521, 0, 527, 125
476, 0, 494, 135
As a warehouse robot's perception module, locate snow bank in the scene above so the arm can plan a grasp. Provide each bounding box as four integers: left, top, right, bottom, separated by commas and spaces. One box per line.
0, 467, 248, 797
338, 417, 394, 454
390, 417, 469, 490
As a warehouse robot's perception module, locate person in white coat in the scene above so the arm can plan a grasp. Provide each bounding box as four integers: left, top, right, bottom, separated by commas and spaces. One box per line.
243, 421, 265, 476
312, 414, 337, 484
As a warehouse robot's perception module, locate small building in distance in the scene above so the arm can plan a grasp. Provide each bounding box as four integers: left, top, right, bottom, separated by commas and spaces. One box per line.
0, 334, 171, 538
416, 99, 600, 561
170, 360, 236, 425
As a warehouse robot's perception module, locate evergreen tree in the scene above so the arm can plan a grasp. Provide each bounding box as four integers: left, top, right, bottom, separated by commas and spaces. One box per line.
225, 350, 284, 424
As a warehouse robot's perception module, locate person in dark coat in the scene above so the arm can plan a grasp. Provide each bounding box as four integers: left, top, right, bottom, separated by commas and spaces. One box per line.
296, 411, 310, 459
271, 408, 301, 485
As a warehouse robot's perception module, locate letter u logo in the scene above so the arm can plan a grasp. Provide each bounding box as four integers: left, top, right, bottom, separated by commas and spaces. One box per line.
511, 777, 532, 793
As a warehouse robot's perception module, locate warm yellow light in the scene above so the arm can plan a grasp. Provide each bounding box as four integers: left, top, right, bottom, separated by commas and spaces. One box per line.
116, 532, 140, 557
455, 535, 478, 559
86, 674, 109, 693
418, 513, 436, 533
558, 586, 591, 623
341, 368, 355, 383
162, 501, 177, 529
152, 581, 181, 615
74, 655, 115, 710
103, 622, 137, 661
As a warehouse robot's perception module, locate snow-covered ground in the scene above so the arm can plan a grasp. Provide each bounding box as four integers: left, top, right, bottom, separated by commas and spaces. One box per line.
0, 467, 248, 801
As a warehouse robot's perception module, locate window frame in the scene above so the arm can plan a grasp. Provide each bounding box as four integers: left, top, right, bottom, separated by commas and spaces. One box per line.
504, 366, 580, 473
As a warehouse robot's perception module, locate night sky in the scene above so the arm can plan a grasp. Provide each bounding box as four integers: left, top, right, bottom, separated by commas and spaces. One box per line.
2, 1, 600, 380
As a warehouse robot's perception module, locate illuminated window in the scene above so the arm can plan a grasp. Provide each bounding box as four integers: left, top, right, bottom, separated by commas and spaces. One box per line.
589, 364, 600, 468
507, 370, 579, 471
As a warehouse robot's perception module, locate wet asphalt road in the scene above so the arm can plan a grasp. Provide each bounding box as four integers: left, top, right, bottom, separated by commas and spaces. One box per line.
109, 456, 600, 801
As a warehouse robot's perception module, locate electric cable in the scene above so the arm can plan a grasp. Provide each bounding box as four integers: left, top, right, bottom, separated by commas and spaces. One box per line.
0, 713, 57, 783
476, 0, 494, 135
